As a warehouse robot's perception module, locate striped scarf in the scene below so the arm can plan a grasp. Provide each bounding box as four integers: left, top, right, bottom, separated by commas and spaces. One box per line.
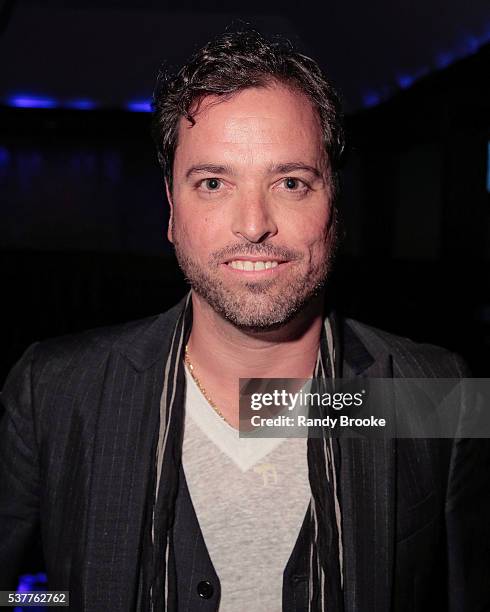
137, 292, 344, 611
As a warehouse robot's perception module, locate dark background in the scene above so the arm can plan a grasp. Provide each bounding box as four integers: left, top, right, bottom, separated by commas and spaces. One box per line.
0, 0, 490, 585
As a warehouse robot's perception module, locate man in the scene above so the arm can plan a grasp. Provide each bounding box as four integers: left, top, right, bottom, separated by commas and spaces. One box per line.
0, 29, 489, 612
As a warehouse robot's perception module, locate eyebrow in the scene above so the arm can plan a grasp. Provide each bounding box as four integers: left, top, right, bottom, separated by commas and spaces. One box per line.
185, 164, 234, 179
268, 162, 322, 179
185, 162, 323, 180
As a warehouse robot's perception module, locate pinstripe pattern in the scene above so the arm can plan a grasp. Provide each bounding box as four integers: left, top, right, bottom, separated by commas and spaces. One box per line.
1, 295, 489, 611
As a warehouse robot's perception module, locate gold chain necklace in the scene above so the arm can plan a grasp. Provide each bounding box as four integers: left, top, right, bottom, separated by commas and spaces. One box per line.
184, 344, 229, 423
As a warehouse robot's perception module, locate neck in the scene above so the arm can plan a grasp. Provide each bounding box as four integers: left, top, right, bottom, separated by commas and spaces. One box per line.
185, 291, 325, 428
188, 291, 325, 378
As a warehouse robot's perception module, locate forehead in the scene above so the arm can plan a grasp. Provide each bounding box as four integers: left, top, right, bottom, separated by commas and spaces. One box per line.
174, 84, 325, 166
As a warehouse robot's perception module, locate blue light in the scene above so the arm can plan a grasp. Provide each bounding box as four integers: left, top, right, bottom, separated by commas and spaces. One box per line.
479, 28, 490, 44
17, 572, 47, 592
462, 36, 479, 54
7, 95, 57, 109
66, 99, 96, 110
412, 65, 430, 79
486, 142, 490, 193
0, 146, 10, 167
435, 51, 454, 69
362, 91, 381, 107
15, 573, 48, 611
396, 74, 414, 89
125, 100, 152, 113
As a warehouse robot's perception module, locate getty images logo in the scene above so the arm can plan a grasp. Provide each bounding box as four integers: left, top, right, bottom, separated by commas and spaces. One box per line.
249, 388, 365, 411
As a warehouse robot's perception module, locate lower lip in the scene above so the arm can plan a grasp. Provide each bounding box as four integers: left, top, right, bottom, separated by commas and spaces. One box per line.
221, 262, 290, 277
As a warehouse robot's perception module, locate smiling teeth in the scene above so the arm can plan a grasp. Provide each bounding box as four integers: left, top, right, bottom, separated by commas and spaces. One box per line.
228, 260, 279, 270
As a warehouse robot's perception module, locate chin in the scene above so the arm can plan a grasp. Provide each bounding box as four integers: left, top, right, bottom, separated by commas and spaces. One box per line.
205, 284, 326, 333
221, 310, 297, 334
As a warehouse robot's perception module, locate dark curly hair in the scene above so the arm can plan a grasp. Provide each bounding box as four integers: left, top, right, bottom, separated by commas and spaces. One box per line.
152, 28, 345, 195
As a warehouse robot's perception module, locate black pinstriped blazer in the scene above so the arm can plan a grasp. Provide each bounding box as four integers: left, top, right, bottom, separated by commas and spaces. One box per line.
1, 297, 489, 611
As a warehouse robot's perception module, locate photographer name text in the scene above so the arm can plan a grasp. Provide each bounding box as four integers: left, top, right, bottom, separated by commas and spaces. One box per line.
249, 414, 386, 428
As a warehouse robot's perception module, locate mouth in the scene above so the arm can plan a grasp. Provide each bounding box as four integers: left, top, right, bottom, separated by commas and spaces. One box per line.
222, 256, 289, 274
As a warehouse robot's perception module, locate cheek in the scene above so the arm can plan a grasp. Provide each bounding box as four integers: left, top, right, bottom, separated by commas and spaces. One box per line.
290, 207, 332, 255
173, 207, 223, 254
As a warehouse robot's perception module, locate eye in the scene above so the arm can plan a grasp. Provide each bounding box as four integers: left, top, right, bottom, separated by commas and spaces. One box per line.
279, 177, 310, 193
284, 177, 300, 189
201, 178, 222, 191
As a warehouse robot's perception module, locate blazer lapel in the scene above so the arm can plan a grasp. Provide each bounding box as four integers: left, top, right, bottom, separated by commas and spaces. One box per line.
337, 320, 396, 612
81, 301, 187, 611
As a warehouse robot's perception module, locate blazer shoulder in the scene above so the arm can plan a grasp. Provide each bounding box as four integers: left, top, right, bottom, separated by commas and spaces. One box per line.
29, 315, 156, 371
22, 299, 186, 384
344, 318, 469, 377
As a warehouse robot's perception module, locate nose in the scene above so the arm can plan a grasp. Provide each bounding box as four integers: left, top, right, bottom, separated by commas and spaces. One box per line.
231, 190, 278, 243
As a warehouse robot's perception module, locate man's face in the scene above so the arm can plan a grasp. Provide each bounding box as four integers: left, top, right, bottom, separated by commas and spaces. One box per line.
168, 83, 337, 331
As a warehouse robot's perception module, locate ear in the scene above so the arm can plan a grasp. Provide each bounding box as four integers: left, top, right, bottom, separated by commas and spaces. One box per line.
165, 179, 174, 244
